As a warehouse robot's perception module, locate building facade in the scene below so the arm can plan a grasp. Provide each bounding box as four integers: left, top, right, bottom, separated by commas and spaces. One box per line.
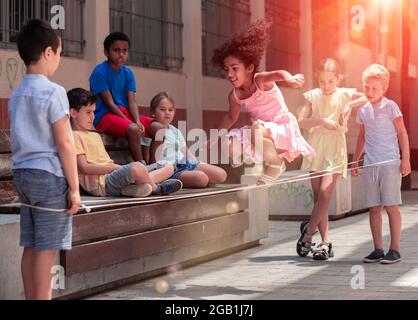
0, 0, 416, 174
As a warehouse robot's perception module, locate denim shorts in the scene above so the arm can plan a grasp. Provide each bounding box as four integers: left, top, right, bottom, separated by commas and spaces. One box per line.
362, 165, 402, 207
105, 160, 169, 197
171, 158, 200, 179
13, 169, 72, 251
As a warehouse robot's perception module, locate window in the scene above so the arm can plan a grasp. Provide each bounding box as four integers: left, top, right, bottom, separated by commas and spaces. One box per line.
311, 0, 341, 68
265, 0, 301, 74
202, 0, 251, 77
110, 0, 183, 71
0, 0, 85, 57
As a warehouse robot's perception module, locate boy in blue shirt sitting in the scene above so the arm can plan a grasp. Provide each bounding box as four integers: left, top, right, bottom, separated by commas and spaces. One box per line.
89, 32, 162, 164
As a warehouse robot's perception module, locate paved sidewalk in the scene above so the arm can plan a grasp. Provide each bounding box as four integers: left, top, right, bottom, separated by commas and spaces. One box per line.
89, 191, 418, 300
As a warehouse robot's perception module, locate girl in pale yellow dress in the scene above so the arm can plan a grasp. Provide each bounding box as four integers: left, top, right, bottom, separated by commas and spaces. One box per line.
297, 58, 367, 260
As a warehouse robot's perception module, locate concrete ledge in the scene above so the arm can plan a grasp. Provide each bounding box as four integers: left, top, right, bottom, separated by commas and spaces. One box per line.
242, 170, 368, 221
0, 184, 268, 300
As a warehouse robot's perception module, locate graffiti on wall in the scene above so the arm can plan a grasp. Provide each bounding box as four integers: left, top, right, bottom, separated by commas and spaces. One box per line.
269, 182, 314, 210
6, 58, 18, 89
0, 58, 26, 90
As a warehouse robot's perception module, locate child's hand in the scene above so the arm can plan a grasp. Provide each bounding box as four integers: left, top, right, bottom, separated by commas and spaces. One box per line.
67, 189, 81, 215
338, 104, 352, 126
136, 121, 145, 134
288, 74, 305, 88
321, 118, 338, 130
351, 163, 360, 177
401, 159, 411, 177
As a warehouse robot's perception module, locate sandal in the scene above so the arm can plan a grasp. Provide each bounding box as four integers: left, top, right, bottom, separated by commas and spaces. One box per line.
296, 221, 317, 257
256, 174, 279, 186
312, 241, 334, 261
230, 159, 244, 168
256, 162, 286, 186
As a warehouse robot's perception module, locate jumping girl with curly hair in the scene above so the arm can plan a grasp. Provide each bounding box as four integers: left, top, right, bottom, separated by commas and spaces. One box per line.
211, 20, 316, 185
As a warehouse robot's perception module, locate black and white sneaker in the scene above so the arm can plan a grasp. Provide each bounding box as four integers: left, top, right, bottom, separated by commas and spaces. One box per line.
363, 249, 385, 263
380, 249, 401, 264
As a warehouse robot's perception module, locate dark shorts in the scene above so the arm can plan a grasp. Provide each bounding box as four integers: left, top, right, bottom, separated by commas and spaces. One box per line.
171, 158, 200, 179
13, 169, 72, 251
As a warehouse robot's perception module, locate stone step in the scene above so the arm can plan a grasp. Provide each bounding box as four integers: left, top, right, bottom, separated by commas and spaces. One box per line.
63, 210, 250, 275
72, 188, 248, 244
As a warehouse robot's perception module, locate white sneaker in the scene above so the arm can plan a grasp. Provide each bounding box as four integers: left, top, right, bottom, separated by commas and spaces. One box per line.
121, 184, 153, 198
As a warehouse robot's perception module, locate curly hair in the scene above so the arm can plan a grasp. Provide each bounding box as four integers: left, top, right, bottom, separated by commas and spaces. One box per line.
211, 19, 271, 72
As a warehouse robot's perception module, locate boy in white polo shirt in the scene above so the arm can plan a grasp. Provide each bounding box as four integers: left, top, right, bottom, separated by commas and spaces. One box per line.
353, 64, 411, 264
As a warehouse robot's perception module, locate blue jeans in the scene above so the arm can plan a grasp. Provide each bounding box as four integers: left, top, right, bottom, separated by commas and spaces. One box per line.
171, 158, 200, 179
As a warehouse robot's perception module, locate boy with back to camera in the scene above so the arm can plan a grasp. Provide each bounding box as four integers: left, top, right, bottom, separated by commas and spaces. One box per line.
8, 19, 80, 300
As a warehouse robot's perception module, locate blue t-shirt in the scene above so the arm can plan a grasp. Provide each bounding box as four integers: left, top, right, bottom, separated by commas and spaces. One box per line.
356, 97, 402, 167
89, 61, 137, 127
8, 74, 71, 177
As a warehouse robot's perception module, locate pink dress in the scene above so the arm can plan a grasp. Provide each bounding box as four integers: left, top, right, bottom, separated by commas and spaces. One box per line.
228, 81, 316, 163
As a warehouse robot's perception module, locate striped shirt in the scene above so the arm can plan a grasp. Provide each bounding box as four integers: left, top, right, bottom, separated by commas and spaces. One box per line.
356, 97, 402, 167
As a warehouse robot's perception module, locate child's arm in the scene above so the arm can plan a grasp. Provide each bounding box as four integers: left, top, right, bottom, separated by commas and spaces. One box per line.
100, 91, 130, 120
352, 124, 365, 176
219, 91, 241, 130
394, 117, 411, 177
298, 100, 338, 130
52, 117, 80, 215
149, 122, 165, 164
340, 93, 368, 123
77, 155, 121, 175
127, 91, 145, 133
208, 91, 241, 149
255, 71, 304, 89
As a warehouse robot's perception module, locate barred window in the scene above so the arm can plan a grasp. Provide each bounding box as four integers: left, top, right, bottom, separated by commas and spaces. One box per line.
202, 0, 251, 77
0, 0, 85, 57
110, 0, 183, 71
265, 0, 301, 74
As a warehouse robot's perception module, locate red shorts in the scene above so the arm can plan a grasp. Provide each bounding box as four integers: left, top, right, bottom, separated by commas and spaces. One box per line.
96, 106, 154, 138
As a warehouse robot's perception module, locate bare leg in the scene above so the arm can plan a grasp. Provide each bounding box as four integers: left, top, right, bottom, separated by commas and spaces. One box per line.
369, 206, 384, 250
177, 170, 209, 188
21, 247, 36, 300
384, 205, 402, 252
149, 122, 165, 164
262, 137, 284, 178
142, 146, 150, 164
305, 173, 340, 243
32, 249, 58, 300
130, 162, 157, 191
126, 124, 144, 162
196, 163, 227, 184
148, 163, 174, 184
250, 124, 285, 183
